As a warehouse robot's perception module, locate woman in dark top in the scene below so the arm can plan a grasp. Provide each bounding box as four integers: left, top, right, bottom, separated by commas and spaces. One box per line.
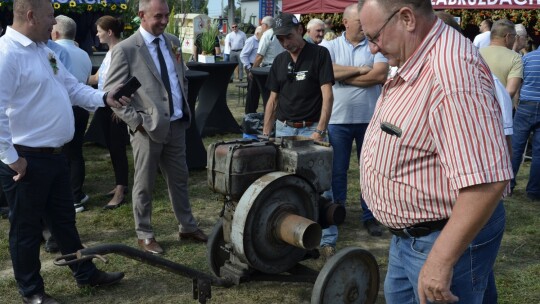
87, 16, 129, 209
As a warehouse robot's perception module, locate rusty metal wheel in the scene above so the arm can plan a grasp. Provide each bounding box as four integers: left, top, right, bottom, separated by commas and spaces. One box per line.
311, 247, 379, 304
231, 172, 319, 274
207, 218, 229, 277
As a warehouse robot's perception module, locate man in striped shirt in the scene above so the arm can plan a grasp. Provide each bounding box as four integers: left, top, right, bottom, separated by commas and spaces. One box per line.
510, 47, 540, 202
358, 1, 513, 303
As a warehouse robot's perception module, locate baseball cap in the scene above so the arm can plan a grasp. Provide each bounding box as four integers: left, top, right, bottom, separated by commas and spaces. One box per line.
273, 12, 300, 36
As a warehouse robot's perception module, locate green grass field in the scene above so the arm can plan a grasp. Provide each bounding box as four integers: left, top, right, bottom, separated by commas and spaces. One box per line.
0, 84, 538, 303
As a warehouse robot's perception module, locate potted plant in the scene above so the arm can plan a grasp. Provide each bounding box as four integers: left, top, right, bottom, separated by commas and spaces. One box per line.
198, 24, 219, 63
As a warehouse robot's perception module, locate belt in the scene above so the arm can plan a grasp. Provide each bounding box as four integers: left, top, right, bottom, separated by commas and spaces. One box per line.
282, 120, 314, 128
519, 100, 540, 106
231, 49, 242, 52
388, 219, 448, 238
14, 144, 64, 154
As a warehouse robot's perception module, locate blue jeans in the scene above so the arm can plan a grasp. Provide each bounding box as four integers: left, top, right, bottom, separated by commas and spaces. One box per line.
275, 120, 320, 137
384, 201, 505, 304
510, 102, 540, 197
0, 152, 97, 297
320, 124, 376, 247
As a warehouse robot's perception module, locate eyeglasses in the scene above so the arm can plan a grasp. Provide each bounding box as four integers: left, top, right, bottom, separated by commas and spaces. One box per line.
365, 9, 401, 46
231, 26, 237, 29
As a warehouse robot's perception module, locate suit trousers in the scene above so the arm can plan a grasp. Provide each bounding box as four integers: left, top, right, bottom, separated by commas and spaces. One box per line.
130, 120, 198, 239
0, 152, 96, 297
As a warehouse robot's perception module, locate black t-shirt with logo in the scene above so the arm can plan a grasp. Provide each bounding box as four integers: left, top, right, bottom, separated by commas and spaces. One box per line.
266, 41, 334, 122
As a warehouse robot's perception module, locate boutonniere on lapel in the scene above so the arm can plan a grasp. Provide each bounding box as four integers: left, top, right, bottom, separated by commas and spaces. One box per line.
48, 53, 58, 75
171, 43, 182, 63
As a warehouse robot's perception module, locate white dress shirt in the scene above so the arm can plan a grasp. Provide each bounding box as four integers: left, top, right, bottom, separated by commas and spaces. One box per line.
0, 27, 106, 165
473, 31, 491, 48
139, 27, 184, 121
227, 30, 247, 51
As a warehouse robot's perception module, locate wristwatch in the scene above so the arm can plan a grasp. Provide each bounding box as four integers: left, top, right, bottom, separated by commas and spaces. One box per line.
314, 129, 327, 137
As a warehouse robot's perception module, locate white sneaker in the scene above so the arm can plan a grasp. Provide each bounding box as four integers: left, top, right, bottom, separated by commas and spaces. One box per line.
74, 194, 89, 212
75, 205, 86, 213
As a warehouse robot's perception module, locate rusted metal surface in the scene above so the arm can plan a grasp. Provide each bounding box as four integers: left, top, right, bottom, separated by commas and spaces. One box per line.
231, 172, 319, 274
311, 247, 379, 304
274, 213, 322, 250
207, 139, 277, 200
276, 136, 333, 193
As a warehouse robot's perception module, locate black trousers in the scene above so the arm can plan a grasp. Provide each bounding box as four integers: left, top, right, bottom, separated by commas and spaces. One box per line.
97, 107, 129, 186
63, 106, 89, 202
0, 152, 97, 297
244, 67, 262, 114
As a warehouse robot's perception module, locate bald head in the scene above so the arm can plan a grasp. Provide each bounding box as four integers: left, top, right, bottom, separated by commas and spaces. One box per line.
12, 0, 56, 43
344, 3, 358, 19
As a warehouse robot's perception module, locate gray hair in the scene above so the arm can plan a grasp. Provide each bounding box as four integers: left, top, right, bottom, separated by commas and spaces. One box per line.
515, 24, 527, 37
261, 16, 274, 28
491, 19, 516, 39
306, 18, 324, 30
55, 15, 77, 40
358, 0, 433, 15
139, 0, 167, 12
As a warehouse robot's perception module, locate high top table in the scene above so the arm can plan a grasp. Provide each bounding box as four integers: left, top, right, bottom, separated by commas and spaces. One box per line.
185, 70, 209, 170
186, 61, 242, 137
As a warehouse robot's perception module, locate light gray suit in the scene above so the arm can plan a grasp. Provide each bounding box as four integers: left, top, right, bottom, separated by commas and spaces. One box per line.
104, 30, 198, 239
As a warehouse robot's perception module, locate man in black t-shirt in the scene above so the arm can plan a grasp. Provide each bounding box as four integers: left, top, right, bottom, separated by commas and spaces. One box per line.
262, 13, 334, 141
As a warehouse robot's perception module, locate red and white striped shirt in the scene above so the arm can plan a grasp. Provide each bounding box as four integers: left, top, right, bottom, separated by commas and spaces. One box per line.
359, 19, 513, 229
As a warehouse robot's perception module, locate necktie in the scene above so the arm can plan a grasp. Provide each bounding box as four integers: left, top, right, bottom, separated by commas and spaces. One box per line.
153, 38, 174, 114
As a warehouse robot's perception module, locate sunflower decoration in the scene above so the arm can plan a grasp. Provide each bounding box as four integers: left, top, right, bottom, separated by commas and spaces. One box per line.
40, 0, 130, 14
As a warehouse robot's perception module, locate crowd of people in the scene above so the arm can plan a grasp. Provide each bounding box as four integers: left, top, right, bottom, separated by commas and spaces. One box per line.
0, 0, 538, 303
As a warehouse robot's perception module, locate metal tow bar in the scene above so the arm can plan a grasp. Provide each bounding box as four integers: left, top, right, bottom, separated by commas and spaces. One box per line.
53, 244, 233, 304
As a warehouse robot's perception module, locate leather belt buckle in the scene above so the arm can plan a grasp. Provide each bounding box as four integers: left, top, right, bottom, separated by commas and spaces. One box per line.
285, 121, 314, 128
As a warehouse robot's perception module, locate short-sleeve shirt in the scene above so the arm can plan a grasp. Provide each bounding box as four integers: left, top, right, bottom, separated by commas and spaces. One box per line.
479, 45, 523, 86
257, 29, 285, 66
266, 42, 334, 122
320, 33, 388, 124
519, 48, 540, 102
360, 19, 513, 228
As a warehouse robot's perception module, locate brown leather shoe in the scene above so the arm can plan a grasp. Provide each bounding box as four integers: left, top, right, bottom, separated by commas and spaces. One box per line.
179, 229, 208, 243
22, 292, 60, 304
137, 238, 163, 254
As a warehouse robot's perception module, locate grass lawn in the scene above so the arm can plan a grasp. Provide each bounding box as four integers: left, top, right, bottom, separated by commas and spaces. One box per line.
0, 83, 538, 303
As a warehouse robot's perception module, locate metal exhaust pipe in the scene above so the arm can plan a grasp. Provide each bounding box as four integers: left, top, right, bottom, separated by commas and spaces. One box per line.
275, 213, 322, 250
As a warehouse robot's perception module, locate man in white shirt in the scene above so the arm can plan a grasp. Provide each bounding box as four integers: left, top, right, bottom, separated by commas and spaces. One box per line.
227, 23, 247, 81
253, 16, 285, 68
473, 19, 492, 48
0, 0, 129, 302
52, 15, 93, 211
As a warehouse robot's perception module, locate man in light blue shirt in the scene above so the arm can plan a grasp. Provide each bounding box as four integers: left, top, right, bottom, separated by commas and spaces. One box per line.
510, 47, 540, 201
52, 15, 93, 212
319, 4, 388, 256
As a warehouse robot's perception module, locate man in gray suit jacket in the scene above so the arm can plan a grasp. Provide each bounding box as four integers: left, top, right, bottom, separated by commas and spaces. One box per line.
104, 0, 207, 254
